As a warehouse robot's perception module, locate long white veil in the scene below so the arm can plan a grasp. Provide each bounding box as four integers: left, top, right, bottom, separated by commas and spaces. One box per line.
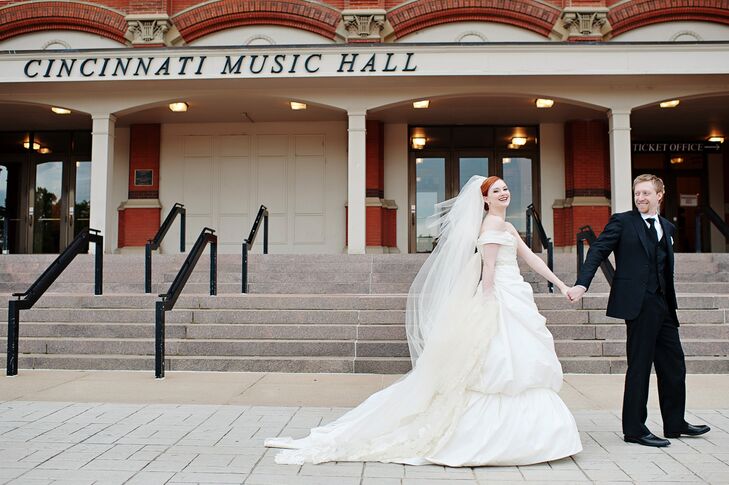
406, 175, 486, 366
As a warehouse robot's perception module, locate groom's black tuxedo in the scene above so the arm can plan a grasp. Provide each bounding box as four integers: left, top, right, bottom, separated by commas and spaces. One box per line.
576, 209, 687, 437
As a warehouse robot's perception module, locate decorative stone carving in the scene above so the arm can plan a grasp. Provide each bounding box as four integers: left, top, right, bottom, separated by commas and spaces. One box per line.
341, 10, 387, 41
560, 8, 610, 39
125, 14, 171, 46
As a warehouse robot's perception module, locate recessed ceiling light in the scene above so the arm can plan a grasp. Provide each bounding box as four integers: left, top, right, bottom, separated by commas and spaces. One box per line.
38, 147, 51, 154
708, 136, 724, 143
659, 99, 680, 108
290, 101, 307, 110
413, 100, 430, 109
169, 102, 188, 112
23, 141, 40, 150
535, 99, 554, 108
51, 107, 71, 115
670, 156, 684, 165
511, 136, 527, 146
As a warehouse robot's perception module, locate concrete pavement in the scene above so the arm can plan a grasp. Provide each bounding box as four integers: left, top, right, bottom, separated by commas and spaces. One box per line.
1, 372, 729, 484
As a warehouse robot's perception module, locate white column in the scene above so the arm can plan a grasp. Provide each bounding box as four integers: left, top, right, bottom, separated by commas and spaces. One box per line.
347, 111, 367, 254
90, 114, 116, 253
607, 109, 633, 214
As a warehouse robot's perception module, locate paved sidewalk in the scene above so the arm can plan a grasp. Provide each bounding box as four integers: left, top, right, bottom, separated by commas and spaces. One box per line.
1, 372, 729, 484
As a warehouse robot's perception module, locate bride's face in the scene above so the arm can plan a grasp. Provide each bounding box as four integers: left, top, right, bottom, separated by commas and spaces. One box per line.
483, 180, 510, 209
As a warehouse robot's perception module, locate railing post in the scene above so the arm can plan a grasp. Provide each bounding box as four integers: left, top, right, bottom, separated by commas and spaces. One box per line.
94, 234, 103, 296
155, 300, 166, 378
242, 241, 248, 293
525, 207, 532, 248
547, 240, 554, 294
695, 211, 702, 253
6, 300, 19, 376
145, 241, 152, 294
263, 212, 269, 254
210, 237, 217, 296
180, 209, 186, 253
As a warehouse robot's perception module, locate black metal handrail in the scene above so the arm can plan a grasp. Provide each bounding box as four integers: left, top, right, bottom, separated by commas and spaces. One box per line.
525, 204, 555, 293
576, 225, 615, 287
695, 205, 729, 253
155, 227, 217, 378
145, 203, 186, 294
7, 227, 103, 376
241, 205, 269, 293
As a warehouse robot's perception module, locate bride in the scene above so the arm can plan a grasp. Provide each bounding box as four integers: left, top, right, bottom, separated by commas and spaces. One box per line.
265, 175, 582, 466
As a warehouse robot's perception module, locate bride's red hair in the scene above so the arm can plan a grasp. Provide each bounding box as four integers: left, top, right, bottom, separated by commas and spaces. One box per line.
480, 176, 502, 197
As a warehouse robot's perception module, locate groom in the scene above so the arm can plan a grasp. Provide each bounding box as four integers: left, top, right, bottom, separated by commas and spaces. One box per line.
567, 174, 709, 447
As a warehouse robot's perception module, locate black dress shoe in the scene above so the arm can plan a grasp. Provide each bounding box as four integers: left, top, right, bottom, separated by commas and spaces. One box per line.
664, 424, 710, 438
624, 433, 670, 447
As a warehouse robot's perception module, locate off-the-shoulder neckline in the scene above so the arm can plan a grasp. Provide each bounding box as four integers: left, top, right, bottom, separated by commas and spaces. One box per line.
478, 229, 515, 240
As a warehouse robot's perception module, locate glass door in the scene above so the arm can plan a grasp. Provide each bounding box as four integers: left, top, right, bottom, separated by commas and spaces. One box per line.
72, 160, 91, 237
412, 154, 447, 253
31, 160, 64, 253
500, 155, 534, 234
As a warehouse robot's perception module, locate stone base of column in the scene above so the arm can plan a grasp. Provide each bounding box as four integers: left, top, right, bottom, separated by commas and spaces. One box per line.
345, 198, 398, 252
553, 196, 611, 248
117, 199, 161, 248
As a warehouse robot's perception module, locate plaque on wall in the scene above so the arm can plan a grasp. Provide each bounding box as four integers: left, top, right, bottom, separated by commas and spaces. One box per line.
679, 194, 699, 207
134, 169, 153, 186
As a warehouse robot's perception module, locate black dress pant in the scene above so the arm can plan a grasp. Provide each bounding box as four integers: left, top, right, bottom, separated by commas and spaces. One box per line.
622, 291, 687, 437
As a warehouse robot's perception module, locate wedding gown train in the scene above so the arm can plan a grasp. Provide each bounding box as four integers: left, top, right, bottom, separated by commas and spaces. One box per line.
265, 230, 582, 466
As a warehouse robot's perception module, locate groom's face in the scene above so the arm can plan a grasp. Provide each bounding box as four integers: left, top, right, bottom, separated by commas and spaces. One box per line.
634, 181, 663, 215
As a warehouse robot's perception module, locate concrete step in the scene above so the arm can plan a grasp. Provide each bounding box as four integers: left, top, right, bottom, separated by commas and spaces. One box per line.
3, 353, 727, 374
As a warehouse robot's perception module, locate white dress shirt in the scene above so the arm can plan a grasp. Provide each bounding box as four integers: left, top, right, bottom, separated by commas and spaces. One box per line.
641, 213, 663, 241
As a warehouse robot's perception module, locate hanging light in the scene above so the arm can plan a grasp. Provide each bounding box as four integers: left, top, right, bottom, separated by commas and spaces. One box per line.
411, 136, 426, 149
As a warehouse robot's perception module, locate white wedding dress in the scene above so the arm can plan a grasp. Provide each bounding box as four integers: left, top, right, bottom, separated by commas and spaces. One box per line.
265, 229, 582, 466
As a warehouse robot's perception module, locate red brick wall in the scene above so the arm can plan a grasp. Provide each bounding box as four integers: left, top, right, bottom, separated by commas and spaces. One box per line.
554, 120, 612, 247
128, 124, 160, 199
118, 207, 161, 247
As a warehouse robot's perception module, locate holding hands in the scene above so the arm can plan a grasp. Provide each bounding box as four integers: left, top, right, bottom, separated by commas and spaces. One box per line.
566, 286, 586, 303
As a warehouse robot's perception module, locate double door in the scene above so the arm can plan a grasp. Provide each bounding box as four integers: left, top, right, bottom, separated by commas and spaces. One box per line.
409, 150, 536, 252
0, 132, 91, 254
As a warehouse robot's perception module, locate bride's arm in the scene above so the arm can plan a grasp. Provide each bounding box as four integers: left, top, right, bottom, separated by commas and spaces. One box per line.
481, 243, 500, 297
508, 225, 568, 295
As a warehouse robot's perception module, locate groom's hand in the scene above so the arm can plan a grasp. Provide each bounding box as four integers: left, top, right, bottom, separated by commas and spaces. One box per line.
566, 286, 586, 303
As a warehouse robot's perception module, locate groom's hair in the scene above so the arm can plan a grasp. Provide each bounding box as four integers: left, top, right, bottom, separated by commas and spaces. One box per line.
633, 174, 665, 195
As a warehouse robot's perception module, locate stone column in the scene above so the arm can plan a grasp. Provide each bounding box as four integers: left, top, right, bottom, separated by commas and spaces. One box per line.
608, 109, 633, 214
347, 111, 367, 254
90, 114, 116, 253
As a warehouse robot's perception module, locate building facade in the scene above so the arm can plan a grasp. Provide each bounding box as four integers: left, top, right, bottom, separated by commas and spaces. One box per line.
0, 0, 728, 255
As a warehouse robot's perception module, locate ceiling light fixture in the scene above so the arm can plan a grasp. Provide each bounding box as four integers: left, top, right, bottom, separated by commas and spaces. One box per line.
670, 156, 684, 165
413, 100, 430, 109
168, 102, 189, 112
290, 101, 307, 110
23, 141, 40, 150
51, 107, 71, 115
659, 99, 680, 108
511, 136, 527, 146
708, 136, 724, 143
38, 147, 51, 154
411, 136, 426, 149
535, 99, 554, 108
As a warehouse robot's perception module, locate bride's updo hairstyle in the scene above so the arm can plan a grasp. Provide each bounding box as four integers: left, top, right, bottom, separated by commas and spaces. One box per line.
480, 176, 503, 211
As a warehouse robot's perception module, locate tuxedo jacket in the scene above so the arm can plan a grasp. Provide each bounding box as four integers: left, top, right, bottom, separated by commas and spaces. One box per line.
576, 209, 679, 325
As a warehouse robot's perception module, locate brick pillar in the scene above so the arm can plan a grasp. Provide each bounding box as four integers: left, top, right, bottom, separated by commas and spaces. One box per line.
365, 120, 398, 252
553, 120, 612, 248
117, 124, 162, 248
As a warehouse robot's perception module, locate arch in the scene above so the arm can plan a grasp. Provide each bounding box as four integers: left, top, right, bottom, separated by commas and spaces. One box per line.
609, 2, 729, 38
172, 0, 340, 43
387, 0, 561, 39
0, 1, 127, 44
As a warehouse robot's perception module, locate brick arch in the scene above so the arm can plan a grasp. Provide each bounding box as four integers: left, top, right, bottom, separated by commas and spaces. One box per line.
388, 0, 561, 39
173, 0, 341, 42
609, 1, 729, 37
0, 1, 128, 43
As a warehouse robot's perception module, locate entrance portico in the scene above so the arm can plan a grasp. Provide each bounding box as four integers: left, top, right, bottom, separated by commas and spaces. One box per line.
1, 42, 728, 255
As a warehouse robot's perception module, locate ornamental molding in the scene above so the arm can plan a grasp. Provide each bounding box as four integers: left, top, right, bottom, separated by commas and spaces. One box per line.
560, 8, 610, 39
125, 14, 172, 46
341, 9, 387, 42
